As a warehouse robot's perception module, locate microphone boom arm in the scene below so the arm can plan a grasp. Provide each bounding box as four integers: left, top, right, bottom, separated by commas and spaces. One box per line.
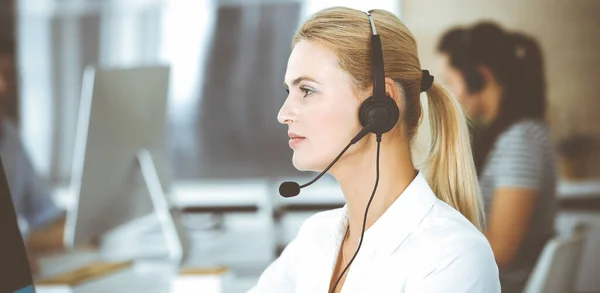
299, 121, 377, 188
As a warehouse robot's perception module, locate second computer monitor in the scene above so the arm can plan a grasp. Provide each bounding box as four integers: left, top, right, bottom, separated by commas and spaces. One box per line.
64, 65, 175, 250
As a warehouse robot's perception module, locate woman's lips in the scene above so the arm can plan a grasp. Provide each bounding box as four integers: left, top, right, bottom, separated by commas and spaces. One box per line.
289, 137, 305, 148
288, 132, 306, 148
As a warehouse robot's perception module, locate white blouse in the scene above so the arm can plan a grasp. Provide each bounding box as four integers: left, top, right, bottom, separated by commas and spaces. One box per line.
248, 172, 501, 292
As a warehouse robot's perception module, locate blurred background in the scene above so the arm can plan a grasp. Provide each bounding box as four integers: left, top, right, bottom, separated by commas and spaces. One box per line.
0, 0, 598, 292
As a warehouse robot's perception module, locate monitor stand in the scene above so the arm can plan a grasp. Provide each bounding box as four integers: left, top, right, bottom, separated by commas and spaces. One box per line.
136, 149, 189, 266
86, 149, 189, 266
35, 150, 194, 289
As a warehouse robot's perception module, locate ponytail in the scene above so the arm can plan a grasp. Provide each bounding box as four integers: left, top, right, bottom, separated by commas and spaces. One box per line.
510, 33, 546, 120
422, 83, 485, 230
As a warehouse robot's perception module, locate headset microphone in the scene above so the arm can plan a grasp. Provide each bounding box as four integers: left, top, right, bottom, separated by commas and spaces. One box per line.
278, 119, 381, 198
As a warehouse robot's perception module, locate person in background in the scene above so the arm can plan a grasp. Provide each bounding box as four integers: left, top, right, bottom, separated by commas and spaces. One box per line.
0, 39, 66, 274
437, 22, 558, 292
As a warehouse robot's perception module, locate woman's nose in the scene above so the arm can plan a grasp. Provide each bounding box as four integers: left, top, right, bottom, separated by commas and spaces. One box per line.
277, 99, 296, 125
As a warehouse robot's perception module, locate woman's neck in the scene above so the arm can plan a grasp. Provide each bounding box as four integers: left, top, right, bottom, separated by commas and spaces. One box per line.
330, 135, 417, 246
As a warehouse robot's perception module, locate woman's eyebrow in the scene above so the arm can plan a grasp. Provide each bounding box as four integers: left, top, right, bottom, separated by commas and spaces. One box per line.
284, 76, 320, 88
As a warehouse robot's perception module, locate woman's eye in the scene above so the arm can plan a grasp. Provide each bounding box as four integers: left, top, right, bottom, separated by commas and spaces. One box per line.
300, 87, 315, 97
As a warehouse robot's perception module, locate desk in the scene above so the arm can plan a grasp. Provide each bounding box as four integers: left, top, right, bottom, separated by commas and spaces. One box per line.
557, 179, 600, 211
558, 179, 600, 197
52, 179, 269, 213
37, 261, 176, 293
36, 250, 176, 293
171, 179, 269, 209
36, 257, 253, 293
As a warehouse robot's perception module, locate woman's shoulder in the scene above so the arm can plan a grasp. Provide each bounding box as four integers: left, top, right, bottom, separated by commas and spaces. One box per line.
424, 202, 491, 244
398, 201, 500, 290
409, 200, 497, 267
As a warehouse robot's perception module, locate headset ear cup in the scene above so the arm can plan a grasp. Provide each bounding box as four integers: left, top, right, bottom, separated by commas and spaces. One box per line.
359, 96, 376, 127
381, 96, 400, 133
358, 95, 400, 134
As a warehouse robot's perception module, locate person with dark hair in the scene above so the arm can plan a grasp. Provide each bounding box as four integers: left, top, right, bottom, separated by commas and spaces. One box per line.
437, 22, 558, 292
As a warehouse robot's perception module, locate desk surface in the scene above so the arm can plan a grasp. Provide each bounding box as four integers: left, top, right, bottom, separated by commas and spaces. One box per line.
36, 253, 173, 293
558, 179, 600, 197
36, 255, 255, 293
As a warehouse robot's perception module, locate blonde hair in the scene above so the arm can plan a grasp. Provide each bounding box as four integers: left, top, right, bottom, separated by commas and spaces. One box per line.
292, 7, 485, 230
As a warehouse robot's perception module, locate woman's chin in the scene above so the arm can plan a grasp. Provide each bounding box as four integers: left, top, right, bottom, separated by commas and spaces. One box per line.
292, 152, 321, 172
292, 157, 310, 172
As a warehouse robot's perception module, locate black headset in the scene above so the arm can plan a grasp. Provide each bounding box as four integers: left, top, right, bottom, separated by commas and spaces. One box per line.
328, 11, 400, 293
357, 11, 400, 139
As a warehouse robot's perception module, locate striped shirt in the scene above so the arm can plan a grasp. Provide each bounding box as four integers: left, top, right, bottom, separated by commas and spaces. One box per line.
478, 119, 558, 292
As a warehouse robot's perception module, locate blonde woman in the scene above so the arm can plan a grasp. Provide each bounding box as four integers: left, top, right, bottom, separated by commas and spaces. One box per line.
250, 7, 500, 293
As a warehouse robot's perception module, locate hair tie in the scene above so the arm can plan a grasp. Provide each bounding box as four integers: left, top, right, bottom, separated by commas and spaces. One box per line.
420, 70, 434, 92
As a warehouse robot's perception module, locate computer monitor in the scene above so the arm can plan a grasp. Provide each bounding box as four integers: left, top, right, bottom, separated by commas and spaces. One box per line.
0, 157, 36, 293
64, 65, 188, 264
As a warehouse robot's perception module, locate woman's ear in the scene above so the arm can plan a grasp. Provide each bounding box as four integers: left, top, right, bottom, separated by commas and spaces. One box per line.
384, 77, 402, 102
